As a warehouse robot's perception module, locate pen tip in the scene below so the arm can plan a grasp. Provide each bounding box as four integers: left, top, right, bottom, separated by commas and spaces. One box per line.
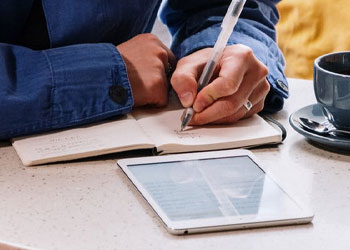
180, 108, 194, 132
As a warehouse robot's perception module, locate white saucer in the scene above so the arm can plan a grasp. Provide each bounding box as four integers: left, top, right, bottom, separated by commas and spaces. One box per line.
289, 103, 350, 151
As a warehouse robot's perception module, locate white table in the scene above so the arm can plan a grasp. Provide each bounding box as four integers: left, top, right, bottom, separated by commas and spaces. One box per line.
1, 78, 350, 250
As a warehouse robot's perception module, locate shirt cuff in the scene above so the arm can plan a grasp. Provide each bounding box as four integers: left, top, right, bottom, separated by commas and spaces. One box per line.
44, 43, 133, 129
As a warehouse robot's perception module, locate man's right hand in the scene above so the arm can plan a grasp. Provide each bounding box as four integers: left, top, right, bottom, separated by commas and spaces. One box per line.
117, 33, 176, 108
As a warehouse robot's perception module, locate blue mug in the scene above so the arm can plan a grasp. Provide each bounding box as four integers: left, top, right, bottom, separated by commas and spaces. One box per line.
314, 51, 350, 130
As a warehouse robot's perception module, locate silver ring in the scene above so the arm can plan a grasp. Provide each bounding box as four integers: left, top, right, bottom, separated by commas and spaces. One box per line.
243, 100, 253, 111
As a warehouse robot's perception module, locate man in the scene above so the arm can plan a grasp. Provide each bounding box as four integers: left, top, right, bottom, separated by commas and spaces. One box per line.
0, 0, 288, 140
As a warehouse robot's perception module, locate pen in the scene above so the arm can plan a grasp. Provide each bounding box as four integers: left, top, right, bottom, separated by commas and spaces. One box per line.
180, 0, 246, 131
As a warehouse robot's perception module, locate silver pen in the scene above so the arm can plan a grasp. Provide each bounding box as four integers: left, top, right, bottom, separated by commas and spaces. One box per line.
180, 0, 246, 131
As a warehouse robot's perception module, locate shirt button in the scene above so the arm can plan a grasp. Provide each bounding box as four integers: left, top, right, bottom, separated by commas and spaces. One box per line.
276, 79, 289, 93
109, 85, 128, 105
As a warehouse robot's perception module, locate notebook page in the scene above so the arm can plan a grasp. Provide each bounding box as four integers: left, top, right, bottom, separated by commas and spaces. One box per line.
132, 109, 281, 154
12, 114, 154, 166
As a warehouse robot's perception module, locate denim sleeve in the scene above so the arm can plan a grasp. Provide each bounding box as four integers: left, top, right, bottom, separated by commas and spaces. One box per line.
0, 43, 133, 140
160, 0, 289, 113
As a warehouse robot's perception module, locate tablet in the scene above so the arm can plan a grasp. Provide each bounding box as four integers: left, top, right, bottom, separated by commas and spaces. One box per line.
117, 149, 313, 235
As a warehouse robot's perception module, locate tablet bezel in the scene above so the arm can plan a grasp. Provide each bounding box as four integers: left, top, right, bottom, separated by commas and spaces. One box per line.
117, 149, 314, 235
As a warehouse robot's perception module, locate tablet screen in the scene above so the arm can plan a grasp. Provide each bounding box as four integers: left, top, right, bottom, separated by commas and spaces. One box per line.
127, 155, 302, 222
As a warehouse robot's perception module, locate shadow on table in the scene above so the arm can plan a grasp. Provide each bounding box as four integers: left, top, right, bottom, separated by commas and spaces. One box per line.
173, 222, 314, 239
0, 140, 11, 148
294, 138, 350, 159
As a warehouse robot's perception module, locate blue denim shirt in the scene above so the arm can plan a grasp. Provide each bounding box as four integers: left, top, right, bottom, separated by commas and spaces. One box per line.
0, 0, 288, 140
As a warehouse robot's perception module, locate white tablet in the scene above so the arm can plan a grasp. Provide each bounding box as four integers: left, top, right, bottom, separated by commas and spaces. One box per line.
117, 149, 313, 235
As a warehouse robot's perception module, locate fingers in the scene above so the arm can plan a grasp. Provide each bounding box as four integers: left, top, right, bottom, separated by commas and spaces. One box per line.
117, 33, 177, 108
164, 47, 177, 73
193, 45, 268, 113
181, 44, 270, 125
170, 48, 213, 107
190, 78, 270, 125
214, 80, 269, 124
146, 34, 176, 76
243, 79, 270, 118
171, 43, 270, 126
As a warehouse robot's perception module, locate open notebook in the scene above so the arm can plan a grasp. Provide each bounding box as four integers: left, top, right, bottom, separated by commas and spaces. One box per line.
12, 94, 282, 166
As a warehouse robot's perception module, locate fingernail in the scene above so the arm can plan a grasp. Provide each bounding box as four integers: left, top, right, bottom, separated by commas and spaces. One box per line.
180, 92, 193, 107
193, 101, 205, 112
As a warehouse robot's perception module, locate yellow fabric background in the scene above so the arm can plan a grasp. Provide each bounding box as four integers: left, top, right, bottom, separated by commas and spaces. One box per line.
276, 0, 350, 79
